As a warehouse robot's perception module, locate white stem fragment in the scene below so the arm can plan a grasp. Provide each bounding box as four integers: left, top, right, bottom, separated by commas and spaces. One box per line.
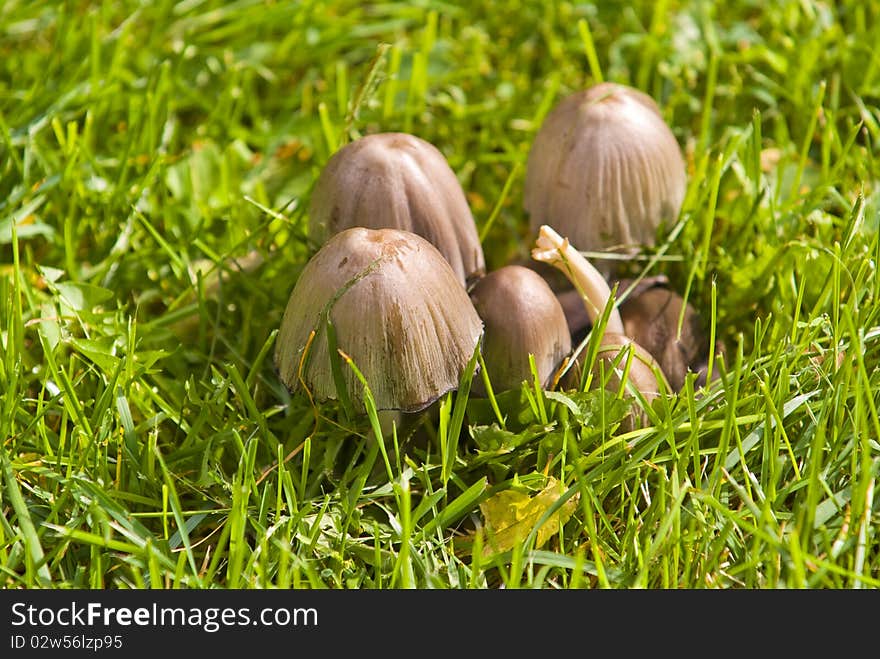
531, 224, 625, 335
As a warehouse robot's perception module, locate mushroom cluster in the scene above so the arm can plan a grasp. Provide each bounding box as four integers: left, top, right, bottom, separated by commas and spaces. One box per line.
276, 133, 489, 420
275, 81, 719, 433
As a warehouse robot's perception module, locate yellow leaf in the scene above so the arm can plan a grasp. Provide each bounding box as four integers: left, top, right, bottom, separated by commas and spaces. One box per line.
478, 476, 579, 558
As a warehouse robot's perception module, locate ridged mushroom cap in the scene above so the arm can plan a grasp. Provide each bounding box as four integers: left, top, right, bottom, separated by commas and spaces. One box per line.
469, 265, 571, 394
274, 227, 484, 413
524, 82, 686, 256
308, 132, 486, 286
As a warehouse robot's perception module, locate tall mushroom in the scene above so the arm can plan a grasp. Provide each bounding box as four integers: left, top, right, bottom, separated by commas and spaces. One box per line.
469, 265, 571, 395
524, 82, 686, 274
274, 227, 483, 413
308, 132, 486, 286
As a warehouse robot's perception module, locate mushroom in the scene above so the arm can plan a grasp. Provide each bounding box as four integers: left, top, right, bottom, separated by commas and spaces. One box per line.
532, 225, 665, 429
469, 265, 571, 395
618, 281, 721, 391
524, 82, 686, 275
274, 227, 483, 413
530, 224, 625, 336
562, 332, 665, 431
308, 132, 486, 286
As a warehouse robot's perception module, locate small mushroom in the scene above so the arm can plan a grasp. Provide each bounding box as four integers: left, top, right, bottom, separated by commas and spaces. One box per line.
469, 265, 571, 395
532, 226, 665, 429
562, 332, 665, 431
563, 332, 664, 396
308, 132, 486, 286
274, 227, 483, 413
524, 82, 686, 273
618, 282, 720, 391
530, 224, 625, 336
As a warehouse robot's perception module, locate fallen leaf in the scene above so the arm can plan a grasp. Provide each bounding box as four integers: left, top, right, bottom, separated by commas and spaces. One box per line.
477, 476, 578, 558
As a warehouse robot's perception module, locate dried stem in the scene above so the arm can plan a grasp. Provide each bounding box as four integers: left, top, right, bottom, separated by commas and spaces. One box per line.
531, 224, 625, 335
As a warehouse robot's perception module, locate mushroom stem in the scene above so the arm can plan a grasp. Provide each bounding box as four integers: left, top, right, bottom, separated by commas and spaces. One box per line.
531, 224, 625, 335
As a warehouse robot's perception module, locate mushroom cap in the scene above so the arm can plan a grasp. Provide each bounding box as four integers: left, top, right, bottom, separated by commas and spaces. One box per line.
308, 132, 486, 286
563, 333, 662, 396
274, 227, 484, 413
619, 284, 710, 391
524, 82, 687, 256
562, 332, 663, 430
594, 333, 663, 400
469, 265, 571, 394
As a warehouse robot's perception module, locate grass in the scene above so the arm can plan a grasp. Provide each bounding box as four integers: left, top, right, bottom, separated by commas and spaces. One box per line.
1, 0, 879, 589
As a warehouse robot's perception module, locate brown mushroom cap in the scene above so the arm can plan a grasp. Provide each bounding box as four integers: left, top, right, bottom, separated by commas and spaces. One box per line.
274, 227, 484, 413
469, 265, 571, 394
563, 333, 662, 394
308, 132, 486, 286
619, 283, 716, 391
562, 332, 664, 430
524, 82, 687, 259
595, 333, 663, 399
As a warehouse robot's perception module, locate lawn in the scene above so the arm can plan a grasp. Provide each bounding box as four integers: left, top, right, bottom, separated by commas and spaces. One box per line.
1, 0, 879, 589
